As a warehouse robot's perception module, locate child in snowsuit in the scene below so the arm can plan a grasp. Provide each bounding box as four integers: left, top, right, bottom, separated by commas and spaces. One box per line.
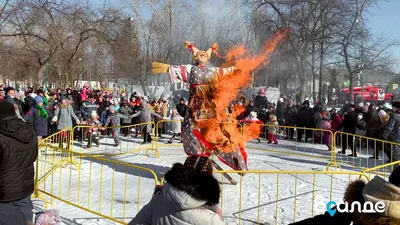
84, 111, 103, 149
131, 101, 163, 144
266, 114, 279, 144
322, 120, 333, 151
106, 105, 135, 147
165, 109, 184, 144
239, 111, 264, 143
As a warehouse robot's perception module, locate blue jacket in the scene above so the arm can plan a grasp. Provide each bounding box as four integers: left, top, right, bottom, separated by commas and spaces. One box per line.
24, 106, 52, 137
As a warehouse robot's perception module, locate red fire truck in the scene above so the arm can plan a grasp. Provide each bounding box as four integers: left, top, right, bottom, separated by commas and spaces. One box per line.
341, 85, 386, 102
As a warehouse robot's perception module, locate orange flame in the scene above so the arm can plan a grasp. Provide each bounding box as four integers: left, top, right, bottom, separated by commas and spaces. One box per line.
197, 30, 287, 153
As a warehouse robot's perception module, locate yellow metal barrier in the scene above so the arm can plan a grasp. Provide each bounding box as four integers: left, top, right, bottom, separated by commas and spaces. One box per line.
160, 170, 368, 225
253, 125, 338, 170
33, 127, 77, 208
35, 146, 159, 224
71, 122, 157, 157
333, 131, 400, 170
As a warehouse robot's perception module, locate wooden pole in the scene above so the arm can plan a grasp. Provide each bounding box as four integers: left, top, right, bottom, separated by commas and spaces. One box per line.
212, 160, 237, 185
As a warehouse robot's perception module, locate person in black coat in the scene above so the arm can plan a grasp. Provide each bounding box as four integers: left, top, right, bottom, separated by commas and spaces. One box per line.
296, 100, 314, 142
254, 88, 269, 123
336, 105, 364, 157
284, 101, 298, 140
245, 100, 259, 117
0, 100, 38, 223
176, 97, 188, 117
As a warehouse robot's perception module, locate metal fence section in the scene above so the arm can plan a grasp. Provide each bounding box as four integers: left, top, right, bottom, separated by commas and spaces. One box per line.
251, 125, 338, 170
159, 170, 369, 225
70, 122, 156, 157
214, 170, 369, 225
35, 146, 159, 224
333, 131, 399, 170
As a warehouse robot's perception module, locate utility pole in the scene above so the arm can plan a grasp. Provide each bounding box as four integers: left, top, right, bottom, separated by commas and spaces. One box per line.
357, 17, 364, 104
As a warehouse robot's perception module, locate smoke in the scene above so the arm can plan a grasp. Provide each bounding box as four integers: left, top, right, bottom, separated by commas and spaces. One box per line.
197, 30, 287, 153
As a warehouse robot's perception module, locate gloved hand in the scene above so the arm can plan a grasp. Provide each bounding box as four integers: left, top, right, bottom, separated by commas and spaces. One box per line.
76, 120, 80, 125
52, 116, 58, 123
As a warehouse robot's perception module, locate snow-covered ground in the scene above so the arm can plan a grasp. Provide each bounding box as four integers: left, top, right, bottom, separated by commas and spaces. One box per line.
34, 133, 387, 225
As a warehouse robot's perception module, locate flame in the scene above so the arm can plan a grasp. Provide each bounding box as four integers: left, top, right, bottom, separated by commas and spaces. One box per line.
197, 30, 287, 153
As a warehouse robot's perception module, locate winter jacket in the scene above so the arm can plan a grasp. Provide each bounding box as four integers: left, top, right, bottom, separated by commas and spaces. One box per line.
284, 105, 297, 126
22, 95, 35, 114
54, 104, 79, 130
128, 163, 225, 225
166, 115, 184, 134
383, 110, 400, 142
105, 112, 133, 134
337, 111, 364, 134
266, 120, 279, 134
0, 116, 38, 203
275, 101, 286, 121
176, 103, 187, 117
80, 100, 97, 120
131, 107, 162, 132
254, 95, 268, 114
119, 106, 133, 124
289, 176, 400, 225
296, 103, 314, 127
331, 114, 343, 131
24, 105, 53, 136
245, 105, 259, 117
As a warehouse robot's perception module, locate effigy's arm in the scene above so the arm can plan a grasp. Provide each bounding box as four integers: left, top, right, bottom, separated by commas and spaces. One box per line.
152, 62, 192, 84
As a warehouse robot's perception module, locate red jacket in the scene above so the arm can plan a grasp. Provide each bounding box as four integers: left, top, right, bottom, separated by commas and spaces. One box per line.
331, 115, 342, 130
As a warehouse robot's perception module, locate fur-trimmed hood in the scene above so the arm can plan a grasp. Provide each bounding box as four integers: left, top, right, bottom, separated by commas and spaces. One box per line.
345, 176, 400, 225
164, 163, 220, 207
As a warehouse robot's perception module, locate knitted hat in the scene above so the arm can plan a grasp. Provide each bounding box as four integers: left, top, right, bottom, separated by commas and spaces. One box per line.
60, 95, 67, 101
258, 88, 265, 95
180, 97, 186, 102
379, 110, 387, 117
0, 100, 15, 120
34, 96, 43, 104
91, 111, 98, 117
184, 155, 213, 175
0, 204, 27, 225
109, 105, 116, 112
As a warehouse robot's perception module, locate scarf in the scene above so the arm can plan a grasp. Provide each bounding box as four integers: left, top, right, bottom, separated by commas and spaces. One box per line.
36, 105, 48, 119
43, 96, 49, 106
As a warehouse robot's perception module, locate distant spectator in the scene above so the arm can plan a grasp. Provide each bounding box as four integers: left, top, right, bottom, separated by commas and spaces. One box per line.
176, 97, 187, 117
24, 96, 52, 141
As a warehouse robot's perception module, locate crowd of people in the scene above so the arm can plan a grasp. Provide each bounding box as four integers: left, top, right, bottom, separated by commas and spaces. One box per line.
1, 83, 400, 224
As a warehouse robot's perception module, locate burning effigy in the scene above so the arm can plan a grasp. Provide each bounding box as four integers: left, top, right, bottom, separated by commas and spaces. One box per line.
152, 31, 286, 171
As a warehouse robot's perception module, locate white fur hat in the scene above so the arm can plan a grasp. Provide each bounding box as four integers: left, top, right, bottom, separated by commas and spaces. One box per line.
358, 102, 364, 107
250, 111, 257, 118
279, 98, 284, 102
91, 111, 98, 117
379, 110, 387, 117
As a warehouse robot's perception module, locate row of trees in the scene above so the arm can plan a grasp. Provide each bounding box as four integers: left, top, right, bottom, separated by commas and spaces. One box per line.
0, 0, 397, 100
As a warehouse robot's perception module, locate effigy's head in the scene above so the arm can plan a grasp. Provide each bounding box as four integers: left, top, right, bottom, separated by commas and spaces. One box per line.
184, 41, 220, 65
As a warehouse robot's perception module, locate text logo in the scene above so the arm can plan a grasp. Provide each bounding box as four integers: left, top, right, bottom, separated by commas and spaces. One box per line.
315, 195, 385, 216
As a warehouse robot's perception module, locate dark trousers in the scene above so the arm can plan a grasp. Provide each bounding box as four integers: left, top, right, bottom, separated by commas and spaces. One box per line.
121, 123, 130, 136
341, 134, 354, 152
286, 127, 295, 140
297, 128, 312, 141
2, 196, 33, 222
86, 134, 99, 148
142, 126, 152, 143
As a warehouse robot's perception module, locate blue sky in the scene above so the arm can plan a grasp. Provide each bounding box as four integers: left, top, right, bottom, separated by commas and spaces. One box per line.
369, 0, 400, 68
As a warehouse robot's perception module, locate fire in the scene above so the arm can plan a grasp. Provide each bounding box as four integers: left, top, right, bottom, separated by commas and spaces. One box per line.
197, 30, 287, 153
